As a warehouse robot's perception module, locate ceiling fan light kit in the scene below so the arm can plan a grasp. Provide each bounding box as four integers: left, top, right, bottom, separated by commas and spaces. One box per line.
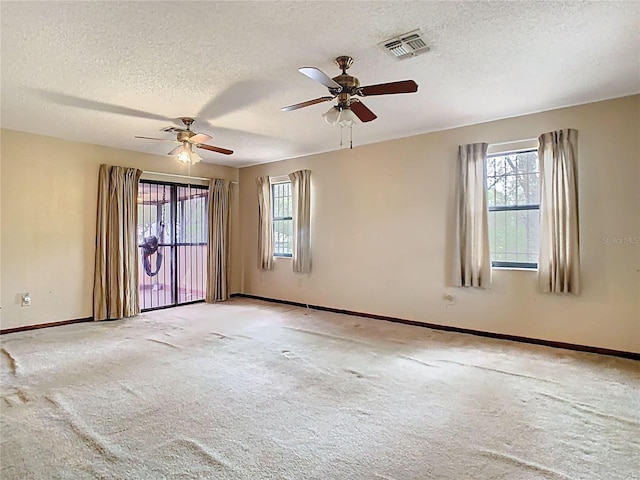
323, 105, 360, 149
323, 106, 358, 127
175, 142, 202, 165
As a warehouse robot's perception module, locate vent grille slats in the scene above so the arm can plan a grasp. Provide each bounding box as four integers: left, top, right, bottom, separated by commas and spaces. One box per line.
380, 29, 430, 60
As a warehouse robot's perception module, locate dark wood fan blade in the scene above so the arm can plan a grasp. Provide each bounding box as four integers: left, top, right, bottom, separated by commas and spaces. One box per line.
350, 100, 377, 123
189, 133, 212, 143
196, 143, 233, 155
359, 80, 418, 96
135, 136, 180, 143
281, 96, 335, 112
298, 67, 342, 90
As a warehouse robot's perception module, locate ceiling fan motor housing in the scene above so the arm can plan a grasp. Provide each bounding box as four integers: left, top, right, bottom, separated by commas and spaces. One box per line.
177, 131, 195, 142
332, 74, 359, 106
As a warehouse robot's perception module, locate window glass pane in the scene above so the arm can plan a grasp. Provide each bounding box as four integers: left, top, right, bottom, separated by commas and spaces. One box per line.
494, 177, 506, 207
176, 186, 208, 244
516, 154, 529, 174
527, 152, 539, 173
516, 174, 528, 205
504, 210, 518, 261
273, 219, 293, 255
489, 207, 539, 265
488, 210, 506, 261
504, 171, 516, 205
137, 204, 157, 244
486, 157, 496, 207
486, 149, 539, 267
272, 182, 292, 219
487, 186, 495, 207
527, 173, 540, 204
137, 183, 173, 310
272, 182, 293, 256
495, 156, 505, 177
525, 209, 540, 264
486, 156, 496, 178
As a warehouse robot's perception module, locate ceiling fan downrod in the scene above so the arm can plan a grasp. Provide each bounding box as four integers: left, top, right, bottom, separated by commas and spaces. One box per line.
177, 117, 196, 142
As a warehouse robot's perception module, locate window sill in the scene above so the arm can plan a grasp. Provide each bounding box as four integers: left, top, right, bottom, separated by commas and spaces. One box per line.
492, 267, 537, 272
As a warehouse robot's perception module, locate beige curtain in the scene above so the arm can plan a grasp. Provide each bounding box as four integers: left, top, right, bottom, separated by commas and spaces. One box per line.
206, 178, 233, 302
256, 176, 273, 270
452, 143, 491, 288
93, 164, 143, 320
538, 129, 580, 294
288, 170, 312, 273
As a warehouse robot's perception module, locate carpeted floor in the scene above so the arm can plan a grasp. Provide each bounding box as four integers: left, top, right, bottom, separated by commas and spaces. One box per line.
1, 298, 639, 479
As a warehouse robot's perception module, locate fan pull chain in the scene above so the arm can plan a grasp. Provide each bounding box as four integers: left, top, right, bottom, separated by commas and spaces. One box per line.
337, 125, 353, 149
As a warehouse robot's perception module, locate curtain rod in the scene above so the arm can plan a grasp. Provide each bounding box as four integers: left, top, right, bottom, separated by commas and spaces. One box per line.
489, 137, 538, 147
143, 170, 238, 184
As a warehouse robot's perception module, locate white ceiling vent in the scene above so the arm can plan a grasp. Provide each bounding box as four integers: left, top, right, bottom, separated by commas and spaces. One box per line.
379, 29, 430, 60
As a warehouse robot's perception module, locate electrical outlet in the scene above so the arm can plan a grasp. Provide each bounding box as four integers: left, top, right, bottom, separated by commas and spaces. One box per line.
21, 293, 31, 307
297, 278, 303, 287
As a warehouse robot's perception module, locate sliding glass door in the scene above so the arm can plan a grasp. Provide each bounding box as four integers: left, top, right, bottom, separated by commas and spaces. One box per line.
137, 181, 208, 311
175, 185, 208, 304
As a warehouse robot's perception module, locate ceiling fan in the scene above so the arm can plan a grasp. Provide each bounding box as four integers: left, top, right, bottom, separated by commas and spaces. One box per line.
135, 117, 233, 164
281, 56, 418, 125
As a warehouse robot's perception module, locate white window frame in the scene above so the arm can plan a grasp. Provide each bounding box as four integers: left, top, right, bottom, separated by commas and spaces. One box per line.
486, 141, 540, 270
271, 177, 293, 258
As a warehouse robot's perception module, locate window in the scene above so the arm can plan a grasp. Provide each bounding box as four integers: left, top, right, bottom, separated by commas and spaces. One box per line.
486, 149, 539, 269
272, 182, 293, 257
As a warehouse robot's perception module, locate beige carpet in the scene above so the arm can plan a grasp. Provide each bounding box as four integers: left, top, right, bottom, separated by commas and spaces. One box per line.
1, 299, 639, 479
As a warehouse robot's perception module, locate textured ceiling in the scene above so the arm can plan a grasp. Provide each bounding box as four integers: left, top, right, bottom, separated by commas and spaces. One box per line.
1, 1, 639, 167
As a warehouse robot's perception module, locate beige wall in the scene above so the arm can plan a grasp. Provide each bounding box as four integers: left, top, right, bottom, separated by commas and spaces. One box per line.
2, 96, 638, 352
0, 130, 240, 330
239, 96, 640, 353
